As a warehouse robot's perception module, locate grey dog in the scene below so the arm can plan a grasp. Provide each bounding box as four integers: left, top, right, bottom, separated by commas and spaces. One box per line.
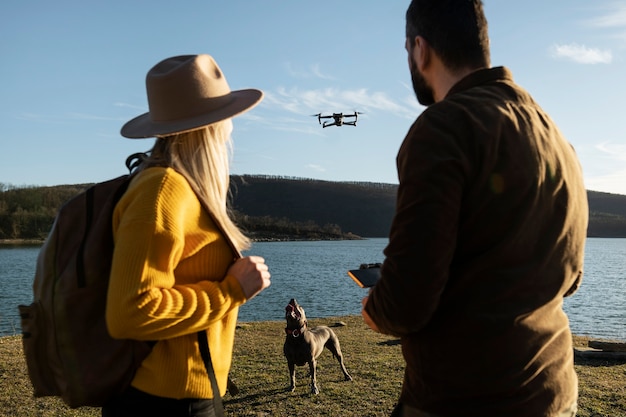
283, 298, 352, 394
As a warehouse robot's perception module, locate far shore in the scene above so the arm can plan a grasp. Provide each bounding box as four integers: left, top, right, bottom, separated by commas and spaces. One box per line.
0, 235, 365, 247
0, 239, 45, 246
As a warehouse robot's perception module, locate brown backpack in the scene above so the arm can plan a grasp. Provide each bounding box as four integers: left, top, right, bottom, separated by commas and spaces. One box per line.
19, 156, 230, 411
17, 172, 154, 408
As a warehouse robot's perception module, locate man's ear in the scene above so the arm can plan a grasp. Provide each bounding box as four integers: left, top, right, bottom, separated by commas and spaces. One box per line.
413, 36, 431, 72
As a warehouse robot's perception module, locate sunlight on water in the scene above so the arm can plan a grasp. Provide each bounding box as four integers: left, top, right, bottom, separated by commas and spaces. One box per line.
239, 239, 384, 322
563, 238, 626, 340
1, 238, 624, 341
0, 246, 40, 336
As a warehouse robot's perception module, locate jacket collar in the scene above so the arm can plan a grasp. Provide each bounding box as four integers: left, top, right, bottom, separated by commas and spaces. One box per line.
446, 66, 513, 99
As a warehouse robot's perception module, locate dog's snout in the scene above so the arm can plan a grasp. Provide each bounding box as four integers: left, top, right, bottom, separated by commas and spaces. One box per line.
286, 298, 298, 313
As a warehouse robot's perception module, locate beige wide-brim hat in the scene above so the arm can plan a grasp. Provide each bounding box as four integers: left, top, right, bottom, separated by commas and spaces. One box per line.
121, 54, 263, 138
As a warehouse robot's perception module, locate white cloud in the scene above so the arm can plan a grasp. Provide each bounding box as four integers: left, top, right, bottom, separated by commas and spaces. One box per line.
114, 102, 146, 111
310, 64, 334, 80
582, 141, 626, 195
584, 2, 626, 44
306, 164, 326, 173
16, 112, 123, 123
66, 112, 123, 121
595, 141, 626, 162
586, 2, 626, 29
284, 62, 334, 80
264, 87, 417, 119
550, 43, 612, 64
585, 169, 626, 195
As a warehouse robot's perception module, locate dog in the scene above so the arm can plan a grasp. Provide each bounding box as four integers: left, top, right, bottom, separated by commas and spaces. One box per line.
283, 298, 352, 394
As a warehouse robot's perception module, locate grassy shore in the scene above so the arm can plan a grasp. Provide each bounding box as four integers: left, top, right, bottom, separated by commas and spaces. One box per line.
0, 239, 44, 247
1, 316, 624, 416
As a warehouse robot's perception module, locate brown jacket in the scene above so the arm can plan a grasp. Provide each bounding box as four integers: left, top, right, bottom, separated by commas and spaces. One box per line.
365, 67, 588, 416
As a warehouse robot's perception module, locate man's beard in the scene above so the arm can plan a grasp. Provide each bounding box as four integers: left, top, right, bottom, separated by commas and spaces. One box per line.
409, 55, 435, 106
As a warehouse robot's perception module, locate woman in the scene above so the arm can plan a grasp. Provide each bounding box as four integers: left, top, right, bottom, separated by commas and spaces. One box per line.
103, 54, 271, 417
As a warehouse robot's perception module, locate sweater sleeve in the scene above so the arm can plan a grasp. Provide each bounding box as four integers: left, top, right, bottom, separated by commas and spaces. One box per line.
106, 167, 247, 341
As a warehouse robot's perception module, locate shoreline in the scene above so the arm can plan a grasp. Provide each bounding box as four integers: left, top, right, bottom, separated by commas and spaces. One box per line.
0, 239, 45, 247
0, 235, 367, 246
2, 315, 624, 344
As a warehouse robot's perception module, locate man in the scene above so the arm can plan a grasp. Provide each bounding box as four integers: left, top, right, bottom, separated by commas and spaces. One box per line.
361, 1, 588, 416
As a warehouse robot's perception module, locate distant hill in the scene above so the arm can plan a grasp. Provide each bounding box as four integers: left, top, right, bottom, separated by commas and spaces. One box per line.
587, 190, 626, 237
229, 175, 626, 238
1, 176, 626, 240
230, 175, 396, 237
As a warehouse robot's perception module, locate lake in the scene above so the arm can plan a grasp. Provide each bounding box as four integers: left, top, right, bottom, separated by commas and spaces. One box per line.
0, 238, 624, 341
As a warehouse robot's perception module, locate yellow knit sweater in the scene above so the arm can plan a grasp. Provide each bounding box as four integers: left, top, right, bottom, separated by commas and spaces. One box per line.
106, 167, 246, 399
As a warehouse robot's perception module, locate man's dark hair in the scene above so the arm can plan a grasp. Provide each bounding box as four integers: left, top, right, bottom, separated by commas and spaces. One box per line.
406, 0, 490, 71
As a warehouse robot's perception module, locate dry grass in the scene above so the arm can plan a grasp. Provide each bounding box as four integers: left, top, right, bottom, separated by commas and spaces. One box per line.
1, 316, 624, 416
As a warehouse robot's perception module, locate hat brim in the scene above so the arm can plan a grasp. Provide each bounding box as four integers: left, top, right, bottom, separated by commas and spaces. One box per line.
120, 89, 263, 139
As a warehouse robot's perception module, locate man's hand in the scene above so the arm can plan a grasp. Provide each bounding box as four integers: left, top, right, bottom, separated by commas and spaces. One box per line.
361, 295, 381, 333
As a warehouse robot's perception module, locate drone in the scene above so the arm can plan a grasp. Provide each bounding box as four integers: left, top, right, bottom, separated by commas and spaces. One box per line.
312, 111, 363, 128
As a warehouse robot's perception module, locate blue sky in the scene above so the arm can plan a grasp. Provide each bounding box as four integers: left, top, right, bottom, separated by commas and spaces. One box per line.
2, 1, 626, 196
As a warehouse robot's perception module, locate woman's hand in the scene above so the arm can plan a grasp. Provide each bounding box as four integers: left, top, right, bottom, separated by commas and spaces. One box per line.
228, 256, 271, 300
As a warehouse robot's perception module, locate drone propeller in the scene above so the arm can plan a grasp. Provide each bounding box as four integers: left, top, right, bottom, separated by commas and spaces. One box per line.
311, 113, 323, 124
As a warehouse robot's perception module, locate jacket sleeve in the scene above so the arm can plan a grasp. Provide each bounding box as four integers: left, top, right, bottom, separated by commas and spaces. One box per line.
365, 111, 469, 337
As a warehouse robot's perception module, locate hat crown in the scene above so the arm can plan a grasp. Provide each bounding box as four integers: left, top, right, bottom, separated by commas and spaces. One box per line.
146, 55, 232, 122
120, 54, 262, 138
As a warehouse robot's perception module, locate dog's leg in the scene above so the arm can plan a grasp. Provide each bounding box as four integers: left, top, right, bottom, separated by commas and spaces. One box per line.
308, 358, 319, 394
325, 337, 353, 381
288, 361, 296, 392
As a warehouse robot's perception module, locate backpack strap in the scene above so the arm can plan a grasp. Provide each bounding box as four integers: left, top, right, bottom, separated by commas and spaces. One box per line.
76, 177, 132, 288
197, 331, 224, 417
145, 162, 239, 417
194, 196, 238, 417
192, 179, 239, 417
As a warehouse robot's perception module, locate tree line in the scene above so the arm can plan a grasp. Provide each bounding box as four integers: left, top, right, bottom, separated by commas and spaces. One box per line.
2, 176, 626, 241
0, 180, 361, 241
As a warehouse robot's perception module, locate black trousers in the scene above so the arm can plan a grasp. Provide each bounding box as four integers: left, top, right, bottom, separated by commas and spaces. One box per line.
102, 387, 217, 417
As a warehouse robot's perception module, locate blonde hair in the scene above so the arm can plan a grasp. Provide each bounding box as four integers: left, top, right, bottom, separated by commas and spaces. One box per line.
142, 120, 250, 252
